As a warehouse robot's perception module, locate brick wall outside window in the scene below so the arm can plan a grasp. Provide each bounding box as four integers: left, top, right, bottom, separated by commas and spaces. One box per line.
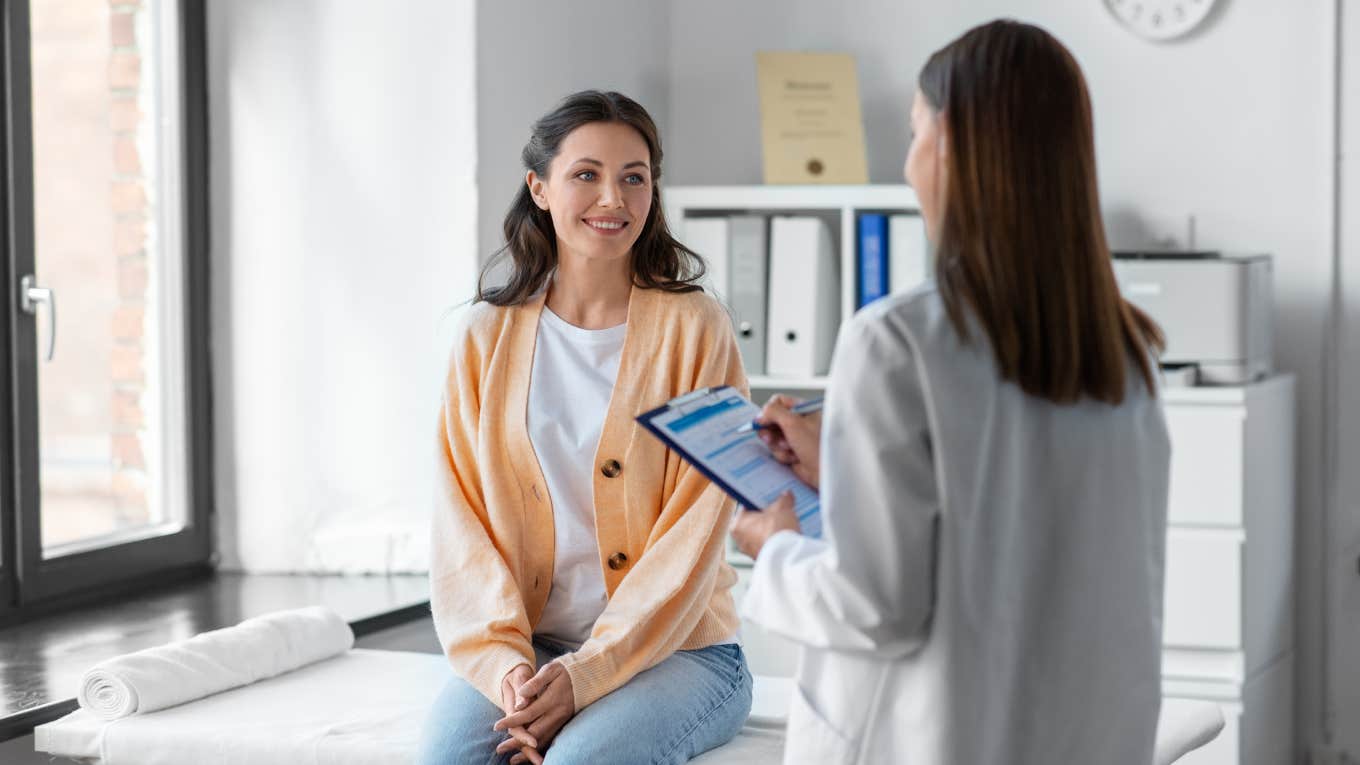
32, 0, 157, 547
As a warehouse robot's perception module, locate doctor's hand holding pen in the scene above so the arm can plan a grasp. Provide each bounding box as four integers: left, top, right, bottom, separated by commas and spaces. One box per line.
730, 394, 823, 559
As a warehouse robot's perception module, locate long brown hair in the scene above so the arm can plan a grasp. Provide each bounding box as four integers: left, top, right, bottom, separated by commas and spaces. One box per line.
919, 20, 1163, 404
476, 90, 705, 305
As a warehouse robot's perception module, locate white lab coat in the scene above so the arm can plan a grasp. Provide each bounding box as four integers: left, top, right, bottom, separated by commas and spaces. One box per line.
742, 286, 1171, 764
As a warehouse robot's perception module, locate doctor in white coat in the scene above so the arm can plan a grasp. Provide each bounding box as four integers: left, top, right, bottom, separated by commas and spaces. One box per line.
732, 20, 1173, 765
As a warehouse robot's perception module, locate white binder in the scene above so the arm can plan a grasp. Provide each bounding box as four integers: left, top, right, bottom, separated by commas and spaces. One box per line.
727, 216, 769, 375
889, 213, 930, 294
766, 216, 839, 377
683, 217, 730, 302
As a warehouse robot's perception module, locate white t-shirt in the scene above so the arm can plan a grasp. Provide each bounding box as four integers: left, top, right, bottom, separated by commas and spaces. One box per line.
527, 306, 626, 648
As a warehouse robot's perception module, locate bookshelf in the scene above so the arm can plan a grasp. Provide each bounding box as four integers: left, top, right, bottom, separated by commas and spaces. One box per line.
663, 184, 923, 391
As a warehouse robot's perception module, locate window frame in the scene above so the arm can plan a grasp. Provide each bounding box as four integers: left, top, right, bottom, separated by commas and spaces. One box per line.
1, 0, 213, 618
0, 0, 17, 623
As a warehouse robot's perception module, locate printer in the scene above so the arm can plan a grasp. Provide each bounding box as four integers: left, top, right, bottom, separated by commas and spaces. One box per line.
1111, 253, 1273, 385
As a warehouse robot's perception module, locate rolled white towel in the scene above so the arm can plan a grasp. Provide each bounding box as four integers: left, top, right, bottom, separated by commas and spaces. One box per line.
78, 605, 355, 720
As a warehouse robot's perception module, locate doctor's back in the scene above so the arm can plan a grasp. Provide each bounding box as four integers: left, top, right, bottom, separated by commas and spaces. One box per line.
843, 286, 1168, 763
739, 20, 1173, 764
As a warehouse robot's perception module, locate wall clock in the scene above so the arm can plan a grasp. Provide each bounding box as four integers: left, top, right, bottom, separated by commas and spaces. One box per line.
1105, 0, 1218, 41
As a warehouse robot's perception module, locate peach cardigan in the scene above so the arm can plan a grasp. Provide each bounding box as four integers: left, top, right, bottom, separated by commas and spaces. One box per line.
430, 285, 745, 711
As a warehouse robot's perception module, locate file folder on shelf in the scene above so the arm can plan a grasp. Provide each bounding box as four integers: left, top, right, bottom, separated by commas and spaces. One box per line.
766, 216, 839, 377
727, 216, 769, 375
857, 213, 889, 308
889, 214, 930, 294
683, 217, 730, 301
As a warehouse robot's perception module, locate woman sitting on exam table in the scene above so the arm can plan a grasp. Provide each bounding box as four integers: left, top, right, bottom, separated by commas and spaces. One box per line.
416, 90, 751, 765
730, 20, 1173, 765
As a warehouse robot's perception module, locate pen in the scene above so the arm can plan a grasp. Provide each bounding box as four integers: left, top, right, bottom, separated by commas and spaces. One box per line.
732, 396, 825, 435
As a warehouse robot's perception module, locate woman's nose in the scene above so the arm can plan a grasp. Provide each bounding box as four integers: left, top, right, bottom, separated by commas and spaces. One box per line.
598, 183, 624, 208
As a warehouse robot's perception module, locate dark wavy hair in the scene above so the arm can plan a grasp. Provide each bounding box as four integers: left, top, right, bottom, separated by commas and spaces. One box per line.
919, 20, 1163, 404
476, 90, 706, 305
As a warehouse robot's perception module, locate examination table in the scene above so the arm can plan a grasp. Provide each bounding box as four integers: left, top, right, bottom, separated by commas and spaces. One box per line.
35, 650, 1224, 764
32, 609, 1222, 764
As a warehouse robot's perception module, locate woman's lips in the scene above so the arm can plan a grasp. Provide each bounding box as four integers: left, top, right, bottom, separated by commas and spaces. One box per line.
584, 218, 629, 235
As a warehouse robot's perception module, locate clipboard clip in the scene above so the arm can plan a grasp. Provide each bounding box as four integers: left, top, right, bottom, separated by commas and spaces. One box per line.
665, 386, 720, 414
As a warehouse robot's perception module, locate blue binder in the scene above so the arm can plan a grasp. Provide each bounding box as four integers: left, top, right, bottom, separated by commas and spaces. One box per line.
857, 213, 889, 308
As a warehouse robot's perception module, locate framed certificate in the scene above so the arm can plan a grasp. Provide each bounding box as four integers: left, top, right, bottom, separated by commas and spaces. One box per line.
756, 51, 869, 185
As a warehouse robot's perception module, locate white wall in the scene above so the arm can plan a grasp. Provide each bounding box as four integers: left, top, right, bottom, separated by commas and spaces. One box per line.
206, 0, 478, 572
667, 1, 1342, 757
204, 0, 670, 569
475, 0, 670, 262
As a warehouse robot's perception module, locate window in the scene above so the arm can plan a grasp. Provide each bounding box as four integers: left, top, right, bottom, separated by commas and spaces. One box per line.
1, 0, 210, 617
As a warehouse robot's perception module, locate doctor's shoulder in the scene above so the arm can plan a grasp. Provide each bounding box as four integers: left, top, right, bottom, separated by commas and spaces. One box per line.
845, 281, 947, 351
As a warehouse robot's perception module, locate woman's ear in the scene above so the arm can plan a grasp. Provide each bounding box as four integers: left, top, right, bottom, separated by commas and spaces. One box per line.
526, 171, 548, 210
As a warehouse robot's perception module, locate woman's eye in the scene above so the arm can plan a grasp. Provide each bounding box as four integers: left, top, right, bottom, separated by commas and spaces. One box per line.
576, 170, 597, 181
625, 174, 646, 185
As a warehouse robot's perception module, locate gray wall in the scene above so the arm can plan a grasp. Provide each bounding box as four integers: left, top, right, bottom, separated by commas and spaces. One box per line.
665, 1, 1345, 757
206, 0, 478, 572
1335, 0, 1360, 754
475, 1, 671, 263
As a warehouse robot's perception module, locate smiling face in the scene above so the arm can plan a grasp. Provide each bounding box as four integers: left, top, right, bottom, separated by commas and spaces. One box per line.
526, 121, 654, 268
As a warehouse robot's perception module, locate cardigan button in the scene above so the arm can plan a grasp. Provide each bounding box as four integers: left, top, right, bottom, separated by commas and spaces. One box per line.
601, 459, 622, 478
607, 552, 629, 571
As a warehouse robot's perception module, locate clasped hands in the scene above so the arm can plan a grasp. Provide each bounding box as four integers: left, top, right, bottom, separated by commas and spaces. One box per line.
493, 660, 575, 764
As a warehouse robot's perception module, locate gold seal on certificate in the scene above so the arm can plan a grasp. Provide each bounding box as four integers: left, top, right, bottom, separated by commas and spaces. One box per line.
756, 51, 869, 185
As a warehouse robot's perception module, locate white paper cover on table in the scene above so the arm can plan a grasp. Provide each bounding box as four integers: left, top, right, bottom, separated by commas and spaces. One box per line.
77, 605, 354, 720
38, 654, 1218, 765
37, 652, 784, 765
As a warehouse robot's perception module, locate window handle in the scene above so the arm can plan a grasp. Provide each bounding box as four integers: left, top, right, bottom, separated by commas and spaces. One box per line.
20, 275, 56, 361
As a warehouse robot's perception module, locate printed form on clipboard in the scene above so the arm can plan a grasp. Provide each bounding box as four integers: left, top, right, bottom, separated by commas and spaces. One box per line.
636, 385, 822, 538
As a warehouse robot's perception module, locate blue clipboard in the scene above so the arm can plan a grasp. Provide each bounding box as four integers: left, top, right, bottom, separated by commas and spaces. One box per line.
636, 386, 822, 537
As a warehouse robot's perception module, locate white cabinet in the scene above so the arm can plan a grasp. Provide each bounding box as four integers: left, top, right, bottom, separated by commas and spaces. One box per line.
1160, 375, 1295, 765
1164, 407, 1246, 526
1164, 530, 1244, 650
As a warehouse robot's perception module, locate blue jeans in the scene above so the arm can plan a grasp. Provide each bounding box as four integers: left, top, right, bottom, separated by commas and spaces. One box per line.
415, 638, 753, 765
